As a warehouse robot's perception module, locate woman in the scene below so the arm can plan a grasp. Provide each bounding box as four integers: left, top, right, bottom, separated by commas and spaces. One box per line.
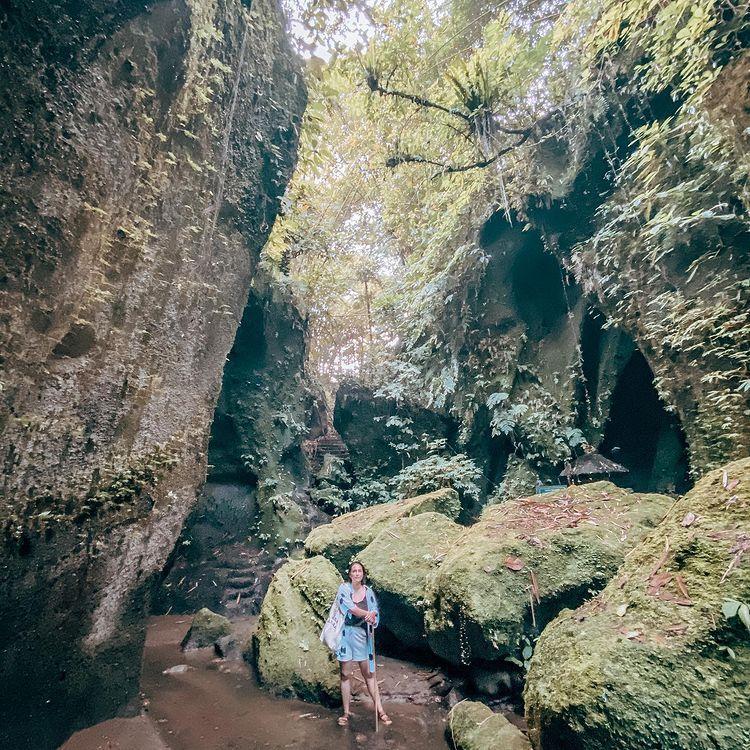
334, 560, 391, 727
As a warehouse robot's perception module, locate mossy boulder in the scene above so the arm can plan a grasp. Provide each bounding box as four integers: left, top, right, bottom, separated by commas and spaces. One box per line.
425, 482, 672, 665
524, 458, 750, 750
252, 556, 342, 705
304, 488, 461, 571
358, 512, 463, 650
181, 608, 232, 650
449, 701, 531, 750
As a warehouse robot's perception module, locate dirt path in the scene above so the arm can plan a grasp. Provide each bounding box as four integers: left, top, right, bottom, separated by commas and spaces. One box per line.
63, 616, 452, 750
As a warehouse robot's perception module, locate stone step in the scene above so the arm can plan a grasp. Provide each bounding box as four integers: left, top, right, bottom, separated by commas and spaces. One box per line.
221, 589, 258, 602
226, 575, 259, 589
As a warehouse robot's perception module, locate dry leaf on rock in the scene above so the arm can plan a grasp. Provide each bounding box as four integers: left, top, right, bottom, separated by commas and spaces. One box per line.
504, 556, 525, 571
681, 512, 697, 527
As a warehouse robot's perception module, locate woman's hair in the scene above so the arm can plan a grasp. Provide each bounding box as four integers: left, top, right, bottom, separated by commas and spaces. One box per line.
347, 560, 367, 583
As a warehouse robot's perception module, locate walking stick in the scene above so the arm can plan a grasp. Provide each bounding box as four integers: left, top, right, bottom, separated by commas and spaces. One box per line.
368, 622, 379, 732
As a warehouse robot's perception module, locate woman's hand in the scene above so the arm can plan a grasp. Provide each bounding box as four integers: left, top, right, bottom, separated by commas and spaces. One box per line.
364, 611, 377, 624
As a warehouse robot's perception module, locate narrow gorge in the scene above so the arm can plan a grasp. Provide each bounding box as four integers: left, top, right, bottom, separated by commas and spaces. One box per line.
1, 1, 748, 749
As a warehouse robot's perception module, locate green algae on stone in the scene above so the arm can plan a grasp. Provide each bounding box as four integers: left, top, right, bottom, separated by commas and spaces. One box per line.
524, 458, 750, 750
251, 556, 342, 705
424, 482, 672, 665
304, 488, 461, 571
358, 512, 463, 650
181, 607, 232, 650
449, 701, 531, 750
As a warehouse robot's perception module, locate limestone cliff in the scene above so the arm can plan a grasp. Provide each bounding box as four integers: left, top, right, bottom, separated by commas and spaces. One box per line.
0, 1, 304, 746
360, 53, 749, 499
156, 270, 328, 616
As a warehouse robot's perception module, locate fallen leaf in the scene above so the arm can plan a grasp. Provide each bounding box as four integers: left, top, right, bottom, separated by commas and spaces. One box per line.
665, 623, 688, 636
647, 571, 673, 595
722, 470, 729, 489
647, 538, 671, 579
483, 565, 496, 574
674, 574, 691, 603
681, 512, 697, 527
620, 628, 642, 640
504, 556, 525, 571
616, 604, 628, 617
726, 478, 740, 492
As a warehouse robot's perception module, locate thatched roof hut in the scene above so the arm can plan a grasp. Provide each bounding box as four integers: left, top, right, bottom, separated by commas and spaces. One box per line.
560, 452, 628, 483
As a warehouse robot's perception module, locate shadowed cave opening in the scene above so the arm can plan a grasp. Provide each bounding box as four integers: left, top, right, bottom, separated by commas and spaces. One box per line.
579, 306, 606, 409
600, 350, 691, 494
510, 237, 571, 339
155, 294, 270, 615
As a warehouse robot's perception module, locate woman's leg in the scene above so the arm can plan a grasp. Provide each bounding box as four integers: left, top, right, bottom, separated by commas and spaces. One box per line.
357, 661, 389, 721
339, 661, 353, 723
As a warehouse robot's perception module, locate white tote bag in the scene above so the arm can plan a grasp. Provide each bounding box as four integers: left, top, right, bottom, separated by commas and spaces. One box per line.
320, 596, 345, 653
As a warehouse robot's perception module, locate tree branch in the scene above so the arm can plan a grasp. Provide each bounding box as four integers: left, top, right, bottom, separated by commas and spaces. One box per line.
366, 75, 471, 121
386, 129, 533, 175
367, 75, 542, 138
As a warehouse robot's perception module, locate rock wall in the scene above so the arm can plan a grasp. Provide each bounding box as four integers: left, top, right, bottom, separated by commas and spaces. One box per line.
0, 1, 305, 746
525, 458, 750, 750
342, 199, 693, 500
156, 272, 328, 616
334, 379, 457, 480
370, 51, 748, 500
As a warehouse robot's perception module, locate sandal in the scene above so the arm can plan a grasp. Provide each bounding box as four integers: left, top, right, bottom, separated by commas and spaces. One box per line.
378, 712, 392, 725
337, 714, 350, 726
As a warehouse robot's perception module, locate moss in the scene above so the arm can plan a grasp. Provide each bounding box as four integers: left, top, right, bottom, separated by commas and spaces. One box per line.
0, 0, 306, 744
304, 487, 461, 571
181, 607, 232, 649
2, 444, 180, 545
525, 458, 750, 750
424, 482, 673, 665
358, 512, 463, 649
448, 701, 531, 750
492, 456, 539, 503
251, 556, 341, 705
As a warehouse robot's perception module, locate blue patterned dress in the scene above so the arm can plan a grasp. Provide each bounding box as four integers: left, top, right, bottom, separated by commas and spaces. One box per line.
334, 582, 380, 671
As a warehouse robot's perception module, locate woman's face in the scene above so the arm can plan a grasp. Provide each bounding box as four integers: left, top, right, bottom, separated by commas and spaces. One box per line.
349, 563, 364, 583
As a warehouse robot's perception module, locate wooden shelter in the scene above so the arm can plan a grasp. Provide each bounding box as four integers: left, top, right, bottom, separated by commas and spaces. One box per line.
560, 452, 628, 485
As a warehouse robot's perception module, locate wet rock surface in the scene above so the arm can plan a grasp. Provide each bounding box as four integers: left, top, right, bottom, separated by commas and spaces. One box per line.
449, 701, 531, 750
180, 608, 231, 651
0, 0, 305, 745
304, 488, 461, 571
252, 556, 342, 705
525, 458, 750, 750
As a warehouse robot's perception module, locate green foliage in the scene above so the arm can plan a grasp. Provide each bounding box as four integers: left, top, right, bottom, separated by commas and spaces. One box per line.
310, 484, 350, 515
565, 0, 750, 468
722, 599, 750, 634
346, 477, 393, 508
392, 453, 482, 504
84, 446, 179, 515
3, 445, 180, 543
278, 0, 749, 474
